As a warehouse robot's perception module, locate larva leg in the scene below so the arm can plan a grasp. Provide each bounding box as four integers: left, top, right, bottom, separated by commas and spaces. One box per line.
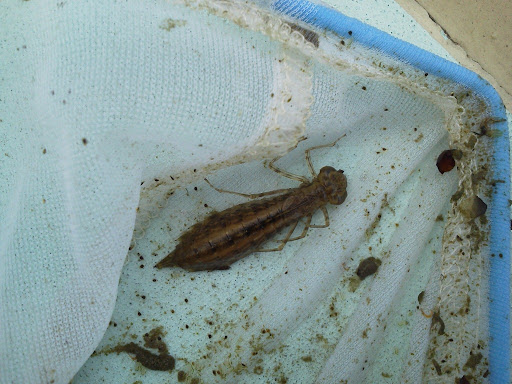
255, 220, 299, 252
204, 178, 290, 199
287, 215, 312, 242
305, 134, 346, 177
265, 136, 309, 183
266, 157, 309, 183
286, 207, 329, 242
310, 206, 330, 228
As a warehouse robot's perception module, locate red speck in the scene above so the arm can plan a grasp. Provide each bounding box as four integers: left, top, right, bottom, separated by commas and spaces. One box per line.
436, 150, 456, 174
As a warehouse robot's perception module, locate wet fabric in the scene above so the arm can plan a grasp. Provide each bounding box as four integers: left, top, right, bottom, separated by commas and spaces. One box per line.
0, 0, 509, 383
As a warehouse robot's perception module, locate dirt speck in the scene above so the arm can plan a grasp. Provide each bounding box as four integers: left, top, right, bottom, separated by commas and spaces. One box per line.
356, 257, 382, 280
436, 150, 461, 174
463, 352, 483, 370
143, 326, 168, 354
253, 366, 263, 375
160, 18, 187, 31
177, 370, 187, 382
432, 359, 442, 375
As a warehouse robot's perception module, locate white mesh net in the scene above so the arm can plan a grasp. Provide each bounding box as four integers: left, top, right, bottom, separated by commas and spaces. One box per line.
0, 0, 496, 383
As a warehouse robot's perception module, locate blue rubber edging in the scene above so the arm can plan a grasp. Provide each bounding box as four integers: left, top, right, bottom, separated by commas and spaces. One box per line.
274, 0, 511, 381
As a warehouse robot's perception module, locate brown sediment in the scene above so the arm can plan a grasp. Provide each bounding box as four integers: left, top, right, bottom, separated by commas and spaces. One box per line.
113, 342, 175, 371
356, 257, 382, 280
97, 327, 176, 372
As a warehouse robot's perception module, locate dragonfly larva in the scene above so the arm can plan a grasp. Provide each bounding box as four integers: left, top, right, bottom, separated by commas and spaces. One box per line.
155, 136, 347, 271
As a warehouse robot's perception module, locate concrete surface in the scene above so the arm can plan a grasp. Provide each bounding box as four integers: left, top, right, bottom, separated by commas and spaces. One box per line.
396, 0, 512, 110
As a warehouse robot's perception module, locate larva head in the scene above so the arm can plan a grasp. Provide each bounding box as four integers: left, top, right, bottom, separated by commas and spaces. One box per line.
318, 166, 347, 205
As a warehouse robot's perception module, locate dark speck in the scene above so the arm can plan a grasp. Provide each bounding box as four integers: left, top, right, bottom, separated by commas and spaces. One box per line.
432, 359, 442, 375
177, 371, 187, 382
436, 150, 461, 174
348, 30, 352, 35
82, 138, 88, 145
356, 257, 381, 280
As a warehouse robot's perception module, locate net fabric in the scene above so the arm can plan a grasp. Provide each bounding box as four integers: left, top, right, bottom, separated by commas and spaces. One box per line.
0, 0, 500, 383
